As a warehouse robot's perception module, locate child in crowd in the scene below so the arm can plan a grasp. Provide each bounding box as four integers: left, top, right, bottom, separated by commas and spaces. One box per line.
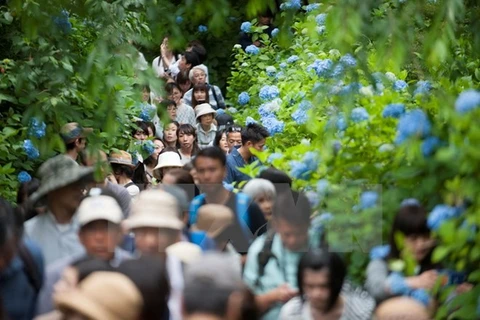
195, 103, 217, 149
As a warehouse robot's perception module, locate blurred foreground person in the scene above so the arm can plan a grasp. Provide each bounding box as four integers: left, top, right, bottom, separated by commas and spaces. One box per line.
242, 178, 276, 221
374, 297, 430, 320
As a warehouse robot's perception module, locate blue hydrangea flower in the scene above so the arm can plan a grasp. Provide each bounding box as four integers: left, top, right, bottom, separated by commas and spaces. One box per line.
317, 179, 329, 193
303, 151, 320, 172
28, 118, 46, 139
238, 92, 250, 106
142, 140, 155, 156
396, 109, 431, 144
266, 66, 277, 77
198, 25, 208, 33
175, 16, 184, 24
292, 100, 313, 124
259, 85, 280, 101
240, 21, 252, 33
370, 245, 391, 260
23, 140, 40, 160
268, 153, 283, 162
360, 191, 378, 209
53, 10, 72, 34
245, 116, 257, 125
259, 99, 282, 117
271, 28, 280, 37
421, 136, 440, 157
245, 45, 260, 55
351, 107, 369, 123
382, 103, 405, 118
316, 13, 327, 25
290, 161, 310, 179
280, 0, 302, 10
455, 89, 480, 114
316, 25, 326, 34
18, 171, 32, 183
261, 114, 285, 136
305, 191, 320, 208
139, 103, 156, 122
393, 80, 408, 91
387, 272, 409, 295
305, 3, 321, 12
287, 55, 299, 64
414, 80, 432, 96
340, 54, 356, 67
216, 109, 225, 115
410, 289, 431, 306
308, 59, 333, 77
336, 116, 347, 131
279, 62, 287, 69
227, 107, 238, 114
331, 64, 344, 78
427, 204, 461, 231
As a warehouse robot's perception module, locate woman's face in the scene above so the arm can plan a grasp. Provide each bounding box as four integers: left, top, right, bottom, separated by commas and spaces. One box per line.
192, 70, 206, 85
200, 113, 214, 126
194, 89, 207, 103
142, 89, 150, 102
219, 133, 229, 154
179, 132, 196, 150
153, 140, 165, 160
255, 193, 274, 220
134, 129, 147, 141
167, 104, 177, 120
164, 124, 178, 143
405, 234, 435, 262
302, 268, 331, 312
169, 88, 182, 105
162, 172, 177, 185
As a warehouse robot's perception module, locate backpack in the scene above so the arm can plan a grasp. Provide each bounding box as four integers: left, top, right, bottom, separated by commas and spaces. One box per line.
209, 84, 226, 110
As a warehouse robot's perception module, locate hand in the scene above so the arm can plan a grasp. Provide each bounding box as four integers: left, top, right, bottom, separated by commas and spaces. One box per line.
272, 284, 298, 303
407, 270, 438, 290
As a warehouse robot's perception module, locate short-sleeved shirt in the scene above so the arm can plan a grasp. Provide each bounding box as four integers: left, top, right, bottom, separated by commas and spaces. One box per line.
225, 146, 258, 184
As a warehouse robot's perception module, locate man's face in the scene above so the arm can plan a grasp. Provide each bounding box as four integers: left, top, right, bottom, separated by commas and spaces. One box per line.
79, 220, 121, 261
303, 269, 331, 311
194, 156, 226, 193
275, 218, 309, 251
76, 138, 87, 152
227, 132, 242, 150
49, 180, 87, 215
134, 227, 179, 256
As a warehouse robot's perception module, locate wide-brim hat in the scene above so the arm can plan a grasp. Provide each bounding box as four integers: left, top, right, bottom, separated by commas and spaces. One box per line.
195, 103, 217, 119
60, 122, 93, 144
108, 150, 135, 167
154, 151, 182, 171
191, 204, 234, 238
29, 155, 94, 204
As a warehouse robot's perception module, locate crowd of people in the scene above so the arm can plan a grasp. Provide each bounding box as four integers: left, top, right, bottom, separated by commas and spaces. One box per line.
0, 14, 474, 320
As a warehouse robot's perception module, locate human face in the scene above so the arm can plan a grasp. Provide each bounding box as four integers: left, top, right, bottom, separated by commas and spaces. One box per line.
134, 130, 147, 141
179, 132, 195, 150
75, 138, 87, 152
303, 269, 331, 311
79, 220, 121, 261
405, 234, 435, 262
169, 88, 182, 105
255, 193, 274, 220
134, 227, 180, 255
49, 180, 87, 215
142, 88, 150, 102
164, 123, 178, 144
219, 133, 229, 154
194, 156, 226, 192
192, 69, 206, 85
246, 138, 266, 153
200, 113, 214, 127
259, 15, 272, 26
178, 56, 189, 72
227, 132, 242, 150
275, 218, 309, 251
162, 173, 177, 185
167, 104, 177, 120
153, 140, 165, 160
193, 89, 207, 102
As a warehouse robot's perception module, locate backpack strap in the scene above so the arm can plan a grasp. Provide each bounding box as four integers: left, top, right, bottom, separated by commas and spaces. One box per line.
124, 181, 136, 189
254, 228, 277, 289
235, 193, 253, 241
188, 194, 206, 226
18, 242, 42, 294
209, 84, 225, 109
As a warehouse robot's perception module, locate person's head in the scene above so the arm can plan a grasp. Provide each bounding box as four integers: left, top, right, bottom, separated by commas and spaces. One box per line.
189, 65, 208, 86
163, 121, 180, 147
192, 83, 210, 107
143, 138, 165, 167
160, 184, 193, 224
142, 86, 151, 102
225, 125, 243, 151
187, 40, 207, 63
77, 189, 124, 261
160, 99, 177, 121
162, 168, 194, 185
132, 121, 151, 141
193, 147, 227, 193
241, 123, 269, 155
109, 151, 135, 182
178, 124, 199, 153
165, 82, 183, 106
176, 70, 192, 94
16, 178, 40, 205
258, 167, 292, 189
273, 189, 311, 251
195, 103, 216, 127
118, 256, 170, 320
216, 113, 234, 131
242, 179, 276, 220
389, 204, 435, 264
61, 122, 92, 154
258, 8, 274, 26
0, 198, 19, 272
153, 150, 183, 181
297, 249, 346, 313
214, 130, 229, 154
374, 297, 430, 320
195, 204, 234, 250
178, 51, 200, 72
183, 162, 199, 185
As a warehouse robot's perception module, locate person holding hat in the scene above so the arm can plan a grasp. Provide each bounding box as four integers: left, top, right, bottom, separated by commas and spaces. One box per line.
108, 150, 140, 198
36, 189, 132, 316
195, 103, 217, 149
24, 155, 95, 265
60, 122, 92, 162
153, 150, 183, 182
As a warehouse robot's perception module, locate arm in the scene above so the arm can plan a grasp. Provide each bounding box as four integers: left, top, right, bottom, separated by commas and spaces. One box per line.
365, 259, 391, 302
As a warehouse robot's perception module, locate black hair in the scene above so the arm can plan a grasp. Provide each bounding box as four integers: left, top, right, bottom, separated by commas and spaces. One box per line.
163, 168, 195, 184
273, 189, 311, 226
0, 197, 18, 247
132, 121, 150, 138
188, 40, 207, 63
118, 256, 170, 320
297, 249, 346, 312
163, 121, 180, 148
133, 164, 149, 191
183, 277, 232, 317
71, 257, 114, 283
183, 51, 200, 68
258, 167, 292, 189
66, 138, 84, 151
192, 83, 210, 107
111, 163, 134, 179
16, 178, 40, 205
160, 99, 177, 109
241, 123, 270, 145
176, 70, 192, 88
165, 82, 182, 95
178, 124, 200, 156
213, 129, 227, 151
193, 147, 227, 168
146, 122, 156, 137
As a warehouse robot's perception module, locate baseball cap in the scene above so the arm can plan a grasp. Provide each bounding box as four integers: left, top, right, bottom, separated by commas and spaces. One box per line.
77, 193, 123, 227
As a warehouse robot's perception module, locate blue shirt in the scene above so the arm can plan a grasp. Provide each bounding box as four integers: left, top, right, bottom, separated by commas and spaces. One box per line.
225, 146, 257, 185
0, 239, 44, 320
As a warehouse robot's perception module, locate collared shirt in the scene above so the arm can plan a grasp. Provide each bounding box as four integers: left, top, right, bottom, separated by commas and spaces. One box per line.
225, 146, 257, 184
183, 84, 225, 110
24, 212, 85, 266
196, 123, 217, 149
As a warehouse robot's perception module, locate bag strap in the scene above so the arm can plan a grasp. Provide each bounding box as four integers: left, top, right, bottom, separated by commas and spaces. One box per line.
124, 181, 136, 189
209, 84, 224, 109
18, 243, 42, 294
254, 227, 277, 289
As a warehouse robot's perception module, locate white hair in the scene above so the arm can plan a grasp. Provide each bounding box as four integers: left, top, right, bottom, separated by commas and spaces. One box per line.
189, 64, 209, 83
242, 178, 276, 200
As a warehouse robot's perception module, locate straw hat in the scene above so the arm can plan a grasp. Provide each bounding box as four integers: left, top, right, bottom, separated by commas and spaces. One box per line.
54, 272, 143, 320
77, 194, 123, 227
166, 242, 202, 264
195, 103, 217, 119
153, 152, 182, 171
60, 122, 93, 144
192, 204, 234, 238
108, 150, 135, 167
29, 155, 94, 204
123, 189, 184, 231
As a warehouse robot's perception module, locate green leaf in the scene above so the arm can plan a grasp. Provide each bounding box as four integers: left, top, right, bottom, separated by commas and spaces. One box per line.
432, 246, 450, 262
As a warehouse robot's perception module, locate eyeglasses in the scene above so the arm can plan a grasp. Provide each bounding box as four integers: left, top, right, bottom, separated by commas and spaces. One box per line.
226, 125, 242, 133
167, 106, 177, 111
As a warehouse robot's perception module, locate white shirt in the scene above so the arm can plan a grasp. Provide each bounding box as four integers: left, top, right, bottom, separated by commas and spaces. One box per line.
152, 55, 177, 78
166, 254, 184, 320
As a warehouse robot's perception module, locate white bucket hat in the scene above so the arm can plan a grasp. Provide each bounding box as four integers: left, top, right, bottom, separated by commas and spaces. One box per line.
154, 152, 183, 171
195, 103, 217, 119
123, 189, 184, 231
77, 194, 123, 227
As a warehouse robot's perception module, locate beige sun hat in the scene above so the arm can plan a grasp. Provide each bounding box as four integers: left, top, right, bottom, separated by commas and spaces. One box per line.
108, 150, 135, 167
153, 151, 182, 171
123, 189, 184, 231
54, 272, 143, 320
166, 242, 202, 264
195, 103, 217, 119
77, 193, 123, 227
29, 155, 94, 204
60, 122, 93, 144
192, 204, 234, 239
